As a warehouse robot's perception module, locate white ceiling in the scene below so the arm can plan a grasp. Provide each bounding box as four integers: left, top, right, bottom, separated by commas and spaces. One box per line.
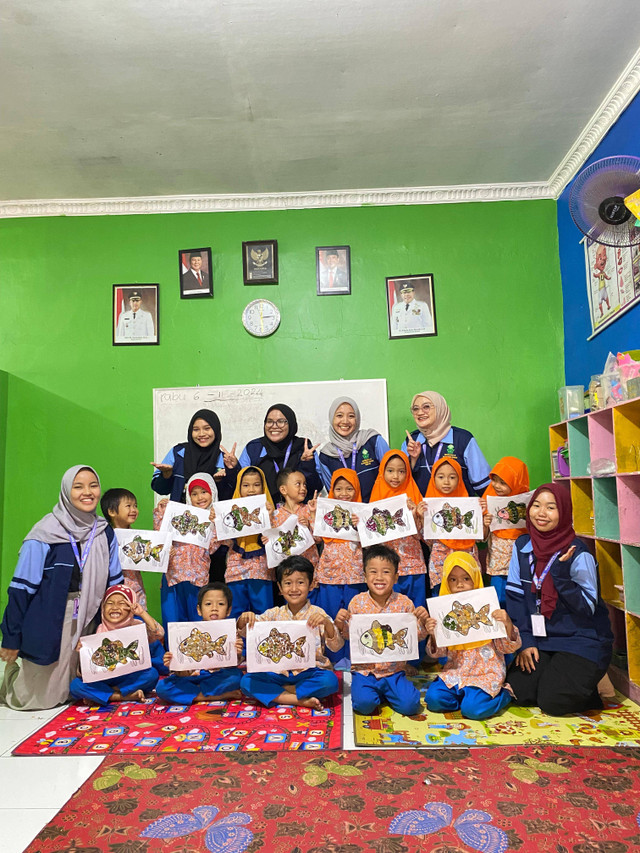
1, 0, 640, 202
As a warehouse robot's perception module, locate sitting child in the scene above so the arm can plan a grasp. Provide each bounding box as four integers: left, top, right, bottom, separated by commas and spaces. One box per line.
156, 582, 244, 705
424, 552, 521, 720
238, 555, 343, 709
101, 487, 147, 611
70, 585, 164, 706
335, 544, 428, 717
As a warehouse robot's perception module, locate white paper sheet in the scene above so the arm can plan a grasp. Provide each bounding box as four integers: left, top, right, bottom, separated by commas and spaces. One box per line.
114, 529, 172, 573
349, 612, 419, 664
159, 501, 213, 548
167, 619, 238, 671
213, 494, 270, 541
79, 623, 151, 683
264, 514, 316, 568
246, 620, 316, 673
427, 587, 506, 649
313, 497, 361, 542
357, 495, 417, 546
422, 497, 483, 540
487, 490, 534, 532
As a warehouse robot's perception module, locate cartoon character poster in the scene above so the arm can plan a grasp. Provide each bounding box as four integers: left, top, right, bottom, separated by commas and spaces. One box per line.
422, 497, 483, 540
356, 495, 417, 547
114, 529, 172, 573
486, 491, 534, 532
78, 623, 151, 684
159, 501, 213, 548
167, 620, 238, 671
584, 238, 640, 337
246, 621, 316, 674
427, 587, 506, 649
213, 494, 270, 541
264, 514, 316, 568
349, 612, 419, 665
313, 497, 361, 542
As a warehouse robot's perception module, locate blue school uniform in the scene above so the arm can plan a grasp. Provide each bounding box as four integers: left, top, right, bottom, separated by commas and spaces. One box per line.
238, 439, 322, 502
401, 427, 490, 496
351, 671, 421, 717
151, 444, 238, 502
316, 435, 390, 502
156, 667, 243, 705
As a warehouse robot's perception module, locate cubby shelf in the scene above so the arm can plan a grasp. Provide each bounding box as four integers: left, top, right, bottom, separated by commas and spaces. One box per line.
549, 395, 640, 700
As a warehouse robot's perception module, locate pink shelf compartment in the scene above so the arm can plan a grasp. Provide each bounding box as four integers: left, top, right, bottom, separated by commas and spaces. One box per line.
618, 475, 640, 545
588, 408, 615, 465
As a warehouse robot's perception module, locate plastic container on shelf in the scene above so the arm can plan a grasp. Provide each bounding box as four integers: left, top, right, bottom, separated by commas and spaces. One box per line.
558, 385, 584, 420
589, 375, 603, 411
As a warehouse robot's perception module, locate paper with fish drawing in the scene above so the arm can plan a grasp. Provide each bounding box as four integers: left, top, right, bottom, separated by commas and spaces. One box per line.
349, 612, 419, 665
427, 587, 506, 649
422, 497, 483, 540
159, 501, 213, 547
487, 491, 534, 532
167, 619, 238, 671
246, 621, 316, 673
114, 529, 172, 573
357, 495, 417, 546
78, 623, 151, 683
213, 494, 270, 541
313, 497, 361, 542
264, 514, 316, 568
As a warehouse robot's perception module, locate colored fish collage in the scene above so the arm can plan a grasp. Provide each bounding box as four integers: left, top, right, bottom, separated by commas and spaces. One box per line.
223, 504, 263, 532
91, 638, 140, 671
360, 619, 409, 655
121, 534, 165, 565
178, 627, 227, 662
171, 510, 210, 538
432, 502, 475, 533
443, 601, 493, 636
257, 628, 307, 664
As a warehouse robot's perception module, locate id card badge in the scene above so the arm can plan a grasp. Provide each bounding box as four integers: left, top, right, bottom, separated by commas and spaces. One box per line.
72, 598, 80, 620
531, 614, 546, 637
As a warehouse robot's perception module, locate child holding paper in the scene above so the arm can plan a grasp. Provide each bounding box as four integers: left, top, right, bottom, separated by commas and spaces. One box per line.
156, 582, 244, 705
101, 488, 147, 611
238, 555, 343, 709
424, 552, 521, 720
335, 544, 428, 717
70, 585, 164, 706
270, 468, 319, 568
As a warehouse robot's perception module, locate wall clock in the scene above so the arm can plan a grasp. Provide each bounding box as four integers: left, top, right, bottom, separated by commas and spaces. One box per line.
242, 299, 281, 337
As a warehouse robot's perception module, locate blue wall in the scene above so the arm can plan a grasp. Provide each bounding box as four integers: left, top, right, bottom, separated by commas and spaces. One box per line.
558, 92, 640, 384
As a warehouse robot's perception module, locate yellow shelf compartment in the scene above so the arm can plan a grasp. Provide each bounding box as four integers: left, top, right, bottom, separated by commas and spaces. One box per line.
570, 478, 594, 536
596, 539, 623, 608
626, 612, 640, 687
549, 422, 568, 479
613, 398, 640, 473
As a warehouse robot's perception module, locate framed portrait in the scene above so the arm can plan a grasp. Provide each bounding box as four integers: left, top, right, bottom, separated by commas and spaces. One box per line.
179, 247, 213, 299
113, 284, 159, 346
316, 246, 351, 295
386, 274, 436, 340
242, 240, 278, 284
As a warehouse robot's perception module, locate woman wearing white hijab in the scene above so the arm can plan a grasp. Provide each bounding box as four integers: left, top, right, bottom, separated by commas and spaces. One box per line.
0, 465, 123, 710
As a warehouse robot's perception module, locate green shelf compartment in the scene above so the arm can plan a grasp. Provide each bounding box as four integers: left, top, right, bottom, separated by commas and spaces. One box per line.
567, 417, 590, 477
622, 545, 640, 617
593, 477, 620, 540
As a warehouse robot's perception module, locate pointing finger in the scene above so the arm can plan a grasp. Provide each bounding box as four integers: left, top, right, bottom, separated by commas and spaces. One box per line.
231, 442, 237, 455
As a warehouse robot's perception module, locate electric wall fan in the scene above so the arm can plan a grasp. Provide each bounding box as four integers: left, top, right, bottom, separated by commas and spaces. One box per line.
569, 155, 640, 247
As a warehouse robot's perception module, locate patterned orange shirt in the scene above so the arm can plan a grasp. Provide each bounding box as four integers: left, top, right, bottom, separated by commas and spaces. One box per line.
315, 538, 364, 586
153, 504, 221, 587
428, 628, 522, 698
271, 504, 319, 568
221, 542, 274, 584
486, 533, 515, 576
385, 534, 426, 577
427, 540, 480, 588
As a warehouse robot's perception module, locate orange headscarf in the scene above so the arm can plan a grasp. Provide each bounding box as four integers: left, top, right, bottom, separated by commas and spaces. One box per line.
324, 468, 362, 545
425, 456, 475, 549
369, 449, 423, 506
482, 457, 530, 541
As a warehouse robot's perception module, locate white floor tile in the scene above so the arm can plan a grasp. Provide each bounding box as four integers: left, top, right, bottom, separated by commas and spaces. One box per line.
0, 807, 61, 853
0, 720, 51, 757
0, 755, 103, 810
0, 704, 64, 723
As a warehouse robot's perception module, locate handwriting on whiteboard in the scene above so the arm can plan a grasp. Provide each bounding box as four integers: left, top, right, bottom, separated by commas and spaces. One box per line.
156, 387, 265, 406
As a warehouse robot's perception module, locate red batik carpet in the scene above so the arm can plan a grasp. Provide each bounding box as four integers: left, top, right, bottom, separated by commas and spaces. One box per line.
26, 746, 640, 853
13, 690, 342, 756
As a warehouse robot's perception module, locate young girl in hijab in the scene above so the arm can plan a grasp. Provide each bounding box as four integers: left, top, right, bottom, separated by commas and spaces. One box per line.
317, 397, 389, 501
424, 552, 521, 719
369, 450, 426, 608
505, 484, 613, 716
417, 457, 480, 595
402, 390, 490, 496
70, 585, 164, 706
0, 466, 123, 710
154, 472, 221, 630
480, 457, 530, 606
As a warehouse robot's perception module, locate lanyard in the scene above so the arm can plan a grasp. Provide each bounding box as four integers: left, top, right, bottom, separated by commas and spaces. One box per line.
69, 521, 98, 575
337, 443, 357, 471
273, 442, 293, 474
529, 551, 560, 613
422, 441, 444, 474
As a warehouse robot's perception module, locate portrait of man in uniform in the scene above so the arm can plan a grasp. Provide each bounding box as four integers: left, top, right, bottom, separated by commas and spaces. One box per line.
386, 274, 436, 339
113, 284, 159, 346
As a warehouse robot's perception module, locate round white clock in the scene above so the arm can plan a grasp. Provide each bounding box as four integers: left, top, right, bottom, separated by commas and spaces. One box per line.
242, 299, 281, 338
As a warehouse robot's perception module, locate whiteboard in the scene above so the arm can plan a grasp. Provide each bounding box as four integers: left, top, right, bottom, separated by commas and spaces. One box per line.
153, 379, 388, 464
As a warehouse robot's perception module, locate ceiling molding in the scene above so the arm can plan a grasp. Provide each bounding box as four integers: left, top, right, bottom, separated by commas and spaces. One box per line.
548, 45, 640, 199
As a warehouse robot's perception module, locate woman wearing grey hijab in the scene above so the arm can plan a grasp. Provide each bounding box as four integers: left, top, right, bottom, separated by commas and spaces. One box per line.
317, 397, 389, 501
0, 465, 123, 710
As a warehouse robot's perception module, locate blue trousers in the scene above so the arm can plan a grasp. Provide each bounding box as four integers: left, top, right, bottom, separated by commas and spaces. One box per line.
160, 577, 200, 632
351, 670, 421, 717
394, 574, 426, 609
150, 639, 169, 676
228, 579, 274, 619
69, 667, 159, 706
156, 667, 243, 704
309, 582, 367, 620
241, 668, 339, 707
425, 676, 512, 720
490, 575, 507, 608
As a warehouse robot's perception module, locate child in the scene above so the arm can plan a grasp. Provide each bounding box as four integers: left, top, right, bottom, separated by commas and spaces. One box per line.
156, 582, 244, 705
424, 552, 521, 720
335, 544, 428, 717
155, 473, 220, 630
270, 468, 319, 568
101, 488, 147, 611
417, 457, 479, 595
368, 450, 426, 608
238, 555, 343, 709
480, 457, 530, 607
70, 585, 164, 706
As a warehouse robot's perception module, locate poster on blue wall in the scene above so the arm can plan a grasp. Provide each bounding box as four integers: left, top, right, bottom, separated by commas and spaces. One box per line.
583, 238, 640, 338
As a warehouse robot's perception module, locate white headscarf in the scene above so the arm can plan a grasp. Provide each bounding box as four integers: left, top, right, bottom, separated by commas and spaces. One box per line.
320, 397, 379, 458
185, 472, 219, 504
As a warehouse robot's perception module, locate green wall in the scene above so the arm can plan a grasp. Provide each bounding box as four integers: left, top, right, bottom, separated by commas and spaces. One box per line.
0, 199, 563, 620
